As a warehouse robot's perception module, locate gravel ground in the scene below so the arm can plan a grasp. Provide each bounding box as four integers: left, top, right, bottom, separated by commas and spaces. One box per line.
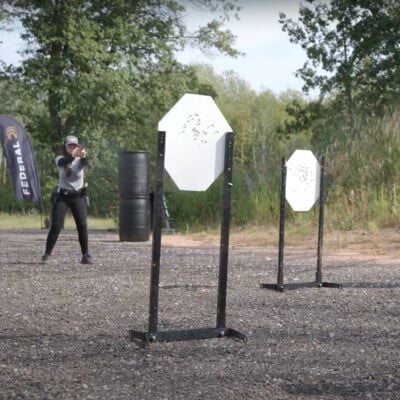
0, 229, 399, 400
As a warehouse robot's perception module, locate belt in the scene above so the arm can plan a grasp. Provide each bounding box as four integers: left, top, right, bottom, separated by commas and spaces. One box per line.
59, 188, 84, 196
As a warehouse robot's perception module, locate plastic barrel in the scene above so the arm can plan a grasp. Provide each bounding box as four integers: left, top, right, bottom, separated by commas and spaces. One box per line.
119, 151, 149, 197
118, 151, 150, 242
119, 197, 150, 241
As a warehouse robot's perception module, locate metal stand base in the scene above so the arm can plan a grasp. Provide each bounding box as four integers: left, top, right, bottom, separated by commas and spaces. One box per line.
260, 281, 342, 292
130, 327, 246, 346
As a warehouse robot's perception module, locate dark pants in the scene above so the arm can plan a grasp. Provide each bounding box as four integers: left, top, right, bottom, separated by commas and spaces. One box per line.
45, 192, 88, 255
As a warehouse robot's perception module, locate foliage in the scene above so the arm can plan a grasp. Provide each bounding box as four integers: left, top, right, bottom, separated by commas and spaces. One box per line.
280, 0, 400, 123
3, 0, 240, 142
277, 0, 400, 231
326, 111, 400, 190
2, 2, 400, 233
0, 0, 240, 214
164, 65, 307, 228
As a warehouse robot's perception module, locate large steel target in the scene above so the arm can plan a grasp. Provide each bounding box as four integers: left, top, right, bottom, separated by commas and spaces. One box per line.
130, 94, 245, 345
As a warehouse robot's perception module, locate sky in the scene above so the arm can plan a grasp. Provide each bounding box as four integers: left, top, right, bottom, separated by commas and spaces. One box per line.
176, 0, 308, 95
0, 0, 309, 96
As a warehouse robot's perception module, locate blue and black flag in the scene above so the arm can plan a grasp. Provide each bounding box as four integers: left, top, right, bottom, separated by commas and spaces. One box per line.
0, 115, 41, 202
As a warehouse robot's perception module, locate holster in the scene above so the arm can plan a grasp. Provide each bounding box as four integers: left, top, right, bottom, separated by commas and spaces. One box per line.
50, 186, 59, 205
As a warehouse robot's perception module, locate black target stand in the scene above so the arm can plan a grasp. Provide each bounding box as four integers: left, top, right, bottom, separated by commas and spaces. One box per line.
130, 131, 245, 346
260, 156, 342, 292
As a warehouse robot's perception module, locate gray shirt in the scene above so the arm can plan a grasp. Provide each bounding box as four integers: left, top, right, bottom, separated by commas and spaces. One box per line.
55, 154, 87, 191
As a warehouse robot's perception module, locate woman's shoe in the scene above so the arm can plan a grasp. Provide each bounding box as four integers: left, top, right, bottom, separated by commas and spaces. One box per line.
41, 254, 50, 264
81, 254, 92, 264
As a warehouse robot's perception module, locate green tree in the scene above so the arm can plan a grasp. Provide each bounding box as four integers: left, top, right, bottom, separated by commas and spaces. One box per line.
3, 0, 239, 143
193, 64, 256, 167
1, 1, 240, 215
189, 64, 303, 225
280, 0, 400, 124
0, 6, 11, 74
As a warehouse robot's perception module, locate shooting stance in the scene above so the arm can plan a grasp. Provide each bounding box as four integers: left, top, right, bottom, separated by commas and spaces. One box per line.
42, 135, 92, 264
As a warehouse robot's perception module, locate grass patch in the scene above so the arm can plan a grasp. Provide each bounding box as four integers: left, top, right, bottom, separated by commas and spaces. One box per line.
0, 212, 115, 230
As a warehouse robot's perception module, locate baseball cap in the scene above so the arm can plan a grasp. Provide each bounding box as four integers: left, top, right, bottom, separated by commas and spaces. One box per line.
65, 135, 80, 146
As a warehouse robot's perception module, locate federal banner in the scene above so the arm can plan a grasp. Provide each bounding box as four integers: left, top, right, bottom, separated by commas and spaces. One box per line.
0, 115, 41, 202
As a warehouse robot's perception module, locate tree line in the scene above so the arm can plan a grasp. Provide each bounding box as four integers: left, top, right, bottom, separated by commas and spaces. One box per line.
1, 0, 400, 230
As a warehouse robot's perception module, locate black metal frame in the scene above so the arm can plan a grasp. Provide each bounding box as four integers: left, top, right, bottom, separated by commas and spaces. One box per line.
130, 131, 245, 345
260, 156, 342, 292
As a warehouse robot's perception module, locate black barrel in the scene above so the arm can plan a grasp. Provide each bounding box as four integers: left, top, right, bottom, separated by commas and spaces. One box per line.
119, 151, 149, 197
119, 197, 150, 241
118, 151, 150, 242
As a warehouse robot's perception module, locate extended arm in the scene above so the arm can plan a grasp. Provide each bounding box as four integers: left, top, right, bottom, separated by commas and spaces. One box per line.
57, 154, 74, 167
57, 150, 88, 167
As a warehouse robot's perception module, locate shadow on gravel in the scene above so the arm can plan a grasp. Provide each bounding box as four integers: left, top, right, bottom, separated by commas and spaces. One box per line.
285, 380, 400, 399
160, 284, 217, 290
343, 282, 400, 289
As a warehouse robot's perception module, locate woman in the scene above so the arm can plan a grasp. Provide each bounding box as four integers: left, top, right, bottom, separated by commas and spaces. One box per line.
42, 135, 92, 264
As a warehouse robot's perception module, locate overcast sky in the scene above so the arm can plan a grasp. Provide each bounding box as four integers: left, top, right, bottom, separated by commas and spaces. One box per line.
0, 1, 309, 95
177, 0, 308, 95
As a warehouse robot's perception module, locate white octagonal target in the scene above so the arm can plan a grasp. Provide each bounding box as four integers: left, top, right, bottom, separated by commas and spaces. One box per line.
158, 93, 232, 191
286, 150, 321, 212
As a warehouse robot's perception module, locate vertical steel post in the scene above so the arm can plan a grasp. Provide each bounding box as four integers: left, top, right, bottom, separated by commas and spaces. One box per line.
216, 132, 234, 329
148, 131, 166, 333
277, 157, 287, 289
316, 155, 325, 284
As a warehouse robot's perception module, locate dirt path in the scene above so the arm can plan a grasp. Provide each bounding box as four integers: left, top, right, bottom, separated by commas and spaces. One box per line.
162, 227, 400, 264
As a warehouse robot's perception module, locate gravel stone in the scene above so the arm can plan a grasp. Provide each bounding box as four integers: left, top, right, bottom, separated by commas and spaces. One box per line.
0, 229, 399, 399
